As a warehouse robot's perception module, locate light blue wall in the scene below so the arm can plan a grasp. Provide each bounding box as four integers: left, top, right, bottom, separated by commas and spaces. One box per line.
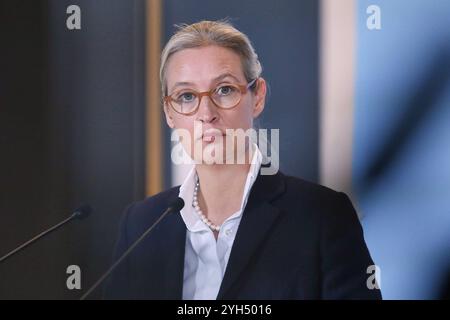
355, 0, 450, 299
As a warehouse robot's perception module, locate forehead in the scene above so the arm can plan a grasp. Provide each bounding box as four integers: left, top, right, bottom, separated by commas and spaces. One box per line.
165, 45, 246, 85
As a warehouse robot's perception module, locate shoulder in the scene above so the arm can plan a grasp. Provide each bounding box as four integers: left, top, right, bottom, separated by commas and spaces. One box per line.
282, 173, 342, 197
133, 185, 181, 211
121, 186, 181, 233
272, 173, 360, 236
276, 172, 350, 210
277, 175, 366, 252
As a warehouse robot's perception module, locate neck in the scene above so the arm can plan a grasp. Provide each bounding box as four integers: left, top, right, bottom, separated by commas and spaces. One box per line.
195, 147, 254, 226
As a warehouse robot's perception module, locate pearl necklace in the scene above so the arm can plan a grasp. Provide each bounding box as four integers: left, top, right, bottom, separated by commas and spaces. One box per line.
192, 176, 221, 232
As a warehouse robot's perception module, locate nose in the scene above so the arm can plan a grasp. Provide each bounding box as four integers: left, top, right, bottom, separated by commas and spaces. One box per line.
196, 95, 219, 123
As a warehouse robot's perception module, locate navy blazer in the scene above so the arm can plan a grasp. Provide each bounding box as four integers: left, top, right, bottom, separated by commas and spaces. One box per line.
103, 171, 382, 300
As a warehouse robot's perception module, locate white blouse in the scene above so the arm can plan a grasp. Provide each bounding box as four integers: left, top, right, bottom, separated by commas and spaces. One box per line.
178, 145, 262, 300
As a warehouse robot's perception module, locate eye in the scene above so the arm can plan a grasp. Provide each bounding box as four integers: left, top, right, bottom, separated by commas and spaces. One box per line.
216, 85, 236, 96
175, 92, 196, 103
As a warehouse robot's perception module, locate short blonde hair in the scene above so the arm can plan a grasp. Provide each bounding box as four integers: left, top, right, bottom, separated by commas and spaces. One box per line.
160, 20, 262, 96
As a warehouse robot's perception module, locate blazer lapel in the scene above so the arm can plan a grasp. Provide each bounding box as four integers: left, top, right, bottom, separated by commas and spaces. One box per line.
217, 171, 286, 299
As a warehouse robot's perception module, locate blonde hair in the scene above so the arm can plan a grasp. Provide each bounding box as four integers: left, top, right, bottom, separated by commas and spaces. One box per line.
160, 20, 262, 96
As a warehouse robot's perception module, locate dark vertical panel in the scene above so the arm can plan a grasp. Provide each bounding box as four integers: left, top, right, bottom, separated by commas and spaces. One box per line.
0, 0, 55, 299
162, 0, 319, 182
0, 0, 146, 299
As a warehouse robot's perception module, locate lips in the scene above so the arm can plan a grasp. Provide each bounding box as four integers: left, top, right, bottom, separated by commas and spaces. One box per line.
200, 129, 225, 142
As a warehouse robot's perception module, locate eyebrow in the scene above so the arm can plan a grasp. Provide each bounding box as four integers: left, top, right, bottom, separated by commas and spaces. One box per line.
214, 72, 241, 83
169, 72, 242, 93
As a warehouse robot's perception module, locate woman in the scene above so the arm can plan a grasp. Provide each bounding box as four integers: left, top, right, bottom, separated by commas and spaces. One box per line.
104, 20, 381, 300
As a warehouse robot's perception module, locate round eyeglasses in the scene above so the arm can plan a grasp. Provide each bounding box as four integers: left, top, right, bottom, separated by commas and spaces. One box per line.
164, 78, 257, 115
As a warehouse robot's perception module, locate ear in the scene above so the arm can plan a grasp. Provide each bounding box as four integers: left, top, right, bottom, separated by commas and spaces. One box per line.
163, 101, 176, 129
252, 77, 266, 118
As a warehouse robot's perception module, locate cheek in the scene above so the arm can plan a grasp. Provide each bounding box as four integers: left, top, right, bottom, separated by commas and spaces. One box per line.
171, 115, 197, 155
172, 114, 193, 131
228, 100, 254, 129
